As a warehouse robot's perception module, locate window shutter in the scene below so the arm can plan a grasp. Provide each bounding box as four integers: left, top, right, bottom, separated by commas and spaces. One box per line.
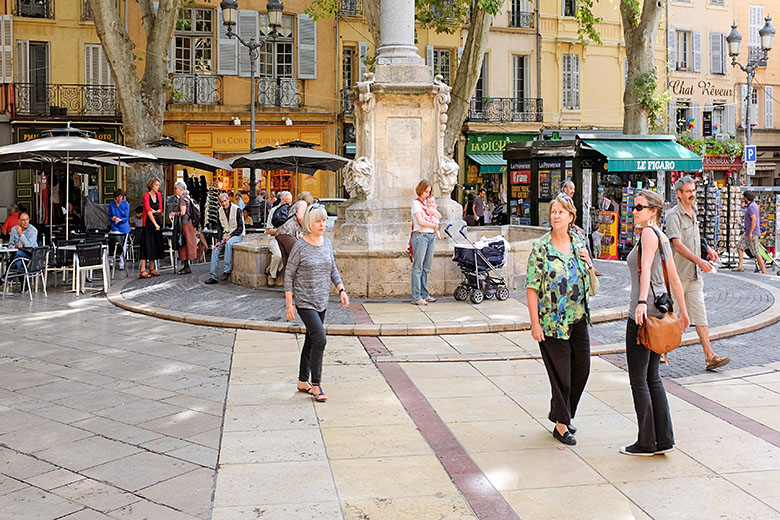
457, 46, 463, 67
0, 16, 11, 84
667, 28, 676, 68
692, 32, 702, 72
358, 41, 367, 81
561, 54, 568, 109
237, 9, 258, 78
710, 33, 721, 74
726, 103, 736, 134
85, 44, 98, 85
753, 87, 760, 126
741, 84, 748, 127
15, 39, 28, 83
572, 55, 579, 109
668, 99, 676, 133
692, 102, 701, 137
766, 86, 774, 128
426, 45, 434, 78
750, 5, 764, 49
297, 14, 317, 80
217, 8, 238, 76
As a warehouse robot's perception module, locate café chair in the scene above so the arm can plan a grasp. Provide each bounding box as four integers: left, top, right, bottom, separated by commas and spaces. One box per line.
3, 246, 50, 301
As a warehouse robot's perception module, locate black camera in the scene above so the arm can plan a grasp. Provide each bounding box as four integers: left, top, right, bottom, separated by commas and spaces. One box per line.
654, 292, 674, 314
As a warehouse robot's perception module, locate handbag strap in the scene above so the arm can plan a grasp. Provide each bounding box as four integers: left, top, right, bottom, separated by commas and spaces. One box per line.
637, 226, 672, 297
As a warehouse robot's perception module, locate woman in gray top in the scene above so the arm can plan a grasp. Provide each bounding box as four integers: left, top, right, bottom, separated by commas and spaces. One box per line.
285, 204, 349, 402
623, 190, 689, 457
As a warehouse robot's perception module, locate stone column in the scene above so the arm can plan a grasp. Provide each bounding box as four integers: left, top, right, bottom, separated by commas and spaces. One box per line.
374, 0, 430, 84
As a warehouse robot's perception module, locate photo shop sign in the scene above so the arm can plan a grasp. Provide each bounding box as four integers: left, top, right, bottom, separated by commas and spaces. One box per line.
669, 80, 734, 98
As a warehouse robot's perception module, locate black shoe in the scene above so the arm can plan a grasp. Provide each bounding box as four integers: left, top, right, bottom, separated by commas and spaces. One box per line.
552, 428, 576, 446
655, 444, 675, 454
567, 424, 577, 434
221, 272, 230, 281
117, 266, 125, 271
177, 267, 192, 275
620, 443, 655, 457
205, 278, 218, 285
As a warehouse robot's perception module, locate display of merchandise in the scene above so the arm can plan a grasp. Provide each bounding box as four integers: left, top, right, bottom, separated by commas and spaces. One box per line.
619, 187, 636, 255
718, 186, 743, 257
753, 191, 777, 252
696, 183, 720, 249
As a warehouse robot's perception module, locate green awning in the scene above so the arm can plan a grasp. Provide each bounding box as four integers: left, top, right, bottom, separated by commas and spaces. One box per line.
583, 139, 702, 172
467, 153, 507, 173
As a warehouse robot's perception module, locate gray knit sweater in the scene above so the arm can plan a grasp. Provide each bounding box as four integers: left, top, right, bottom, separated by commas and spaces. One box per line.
284, 237, 343, 312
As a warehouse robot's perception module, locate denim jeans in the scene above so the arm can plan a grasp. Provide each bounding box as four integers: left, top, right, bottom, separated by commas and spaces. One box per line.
210, 235, 243, 278
411, 231, 436, 301
626, 318, 674, 450
297, 307, 327, 384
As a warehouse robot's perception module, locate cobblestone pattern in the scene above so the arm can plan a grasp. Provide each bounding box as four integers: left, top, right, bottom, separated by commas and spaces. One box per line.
0, 291, 233, 519
122, 264, 354, 325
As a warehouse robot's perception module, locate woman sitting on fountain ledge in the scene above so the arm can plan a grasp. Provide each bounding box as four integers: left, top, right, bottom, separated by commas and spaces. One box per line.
285, 204, 349, 403
410, 179, 438, 306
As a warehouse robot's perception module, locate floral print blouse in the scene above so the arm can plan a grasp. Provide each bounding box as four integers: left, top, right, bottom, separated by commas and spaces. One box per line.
526, 230, 591, 340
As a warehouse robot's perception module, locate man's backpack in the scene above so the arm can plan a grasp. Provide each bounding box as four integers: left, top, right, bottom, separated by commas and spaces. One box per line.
271, 203, 291, 228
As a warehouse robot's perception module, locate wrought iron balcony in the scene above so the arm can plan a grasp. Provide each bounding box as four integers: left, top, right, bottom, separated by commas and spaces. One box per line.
256, 78, 304, 108
340, 88, 354, 115
509, 10, 533, 28
170, 74, 222, 105
340, 0, 362, 16
14, 83, 119, 117
16, 0, 53, 18
468, 97, 543, 123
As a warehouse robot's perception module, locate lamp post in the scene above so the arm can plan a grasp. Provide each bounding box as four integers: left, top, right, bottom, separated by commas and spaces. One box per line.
726, 15, 775, 186
220, 0, 283, 223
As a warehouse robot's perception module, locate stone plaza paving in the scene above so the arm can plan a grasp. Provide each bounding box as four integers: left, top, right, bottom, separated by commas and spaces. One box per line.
0, 259, 779, 519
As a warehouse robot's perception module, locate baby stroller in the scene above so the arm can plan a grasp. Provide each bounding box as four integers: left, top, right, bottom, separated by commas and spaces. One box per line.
445, 224, 510, 304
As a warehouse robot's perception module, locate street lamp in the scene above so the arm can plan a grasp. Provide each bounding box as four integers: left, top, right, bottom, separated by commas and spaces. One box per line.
220, 0, 284, 223
726, 15, 775, 186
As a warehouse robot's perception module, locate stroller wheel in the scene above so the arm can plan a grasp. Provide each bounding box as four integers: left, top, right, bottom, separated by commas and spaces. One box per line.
484, 291, 495, 300
470, 289, 484, 304
454, 285, 469, 301
496, 287, 510, 301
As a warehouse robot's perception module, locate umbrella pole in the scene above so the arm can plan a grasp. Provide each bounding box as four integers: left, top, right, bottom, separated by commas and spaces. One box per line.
49, 163, 53, 242
66, 152, 70, 239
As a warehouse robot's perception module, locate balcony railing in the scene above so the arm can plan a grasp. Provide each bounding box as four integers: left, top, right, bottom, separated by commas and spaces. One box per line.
170, 74, 222, 105
509, 10, 533, 28
341, 88, 354, 114
257, 77, 304, 108
14, 83, 119, 117
340, 0, 362, 16
16, 0, 53, 18
468, 97, 543, 123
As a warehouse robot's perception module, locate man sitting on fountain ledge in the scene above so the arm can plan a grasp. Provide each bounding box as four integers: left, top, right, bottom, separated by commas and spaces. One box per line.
205, 193, 245, 285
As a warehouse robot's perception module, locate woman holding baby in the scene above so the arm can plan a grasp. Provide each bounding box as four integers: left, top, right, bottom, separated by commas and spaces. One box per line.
410, 179, 441, 306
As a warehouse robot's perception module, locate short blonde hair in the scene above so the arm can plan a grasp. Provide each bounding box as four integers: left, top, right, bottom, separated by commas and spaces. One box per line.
636, 189, 664, 221
146, 176, 162, 191
302, 204, 328, 233
298, 191, 314, 205
415, 179, 432, 197
549, 193, 577, 225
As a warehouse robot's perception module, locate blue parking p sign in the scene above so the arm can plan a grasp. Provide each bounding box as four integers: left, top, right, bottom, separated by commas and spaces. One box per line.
746, 145, 757, 162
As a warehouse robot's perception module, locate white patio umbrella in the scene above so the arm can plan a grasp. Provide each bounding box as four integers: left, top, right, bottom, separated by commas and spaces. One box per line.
0, 134, 156, 238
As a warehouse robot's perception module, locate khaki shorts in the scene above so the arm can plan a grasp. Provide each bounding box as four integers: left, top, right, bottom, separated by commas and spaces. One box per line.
671, 278, 708, 327
737, 233, 760, 257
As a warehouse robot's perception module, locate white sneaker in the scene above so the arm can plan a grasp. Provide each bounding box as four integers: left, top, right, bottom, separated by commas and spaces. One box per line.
412, 299, 428, 306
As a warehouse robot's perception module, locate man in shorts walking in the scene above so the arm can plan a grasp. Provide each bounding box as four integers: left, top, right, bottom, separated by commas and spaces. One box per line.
666, 176, 731, 371
734, 190, 767, 274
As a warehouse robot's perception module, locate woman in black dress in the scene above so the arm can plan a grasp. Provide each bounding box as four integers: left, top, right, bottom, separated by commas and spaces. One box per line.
139, 176, 164, 278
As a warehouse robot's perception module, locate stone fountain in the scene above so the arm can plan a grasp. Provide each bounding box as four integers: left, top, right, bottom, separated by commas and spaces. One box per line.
230, 0, 541, 297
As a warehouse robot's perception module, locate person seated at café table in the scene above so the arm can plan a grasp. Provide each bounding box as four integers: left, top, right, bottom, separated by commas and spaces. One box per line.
1, 212, 38, 283
129, 205, 144, 229
60, 203, 81, 228
1, 204, 20, 237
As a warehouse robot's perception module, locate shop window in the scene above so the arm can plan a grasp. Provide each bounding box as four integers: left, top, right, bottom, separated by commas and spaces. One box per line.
676, 31, 691, 71
676, 101, 691, 134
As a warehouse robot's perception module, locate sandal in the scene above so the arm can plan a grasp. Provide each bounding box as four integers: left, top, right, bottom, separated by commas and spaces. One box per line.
731, 267, 745, 272
139, 271, 151, 279
706, 355, 731, 371
297, 382, 312, 393
309, 385, 327, 402
149, 269, 160, 277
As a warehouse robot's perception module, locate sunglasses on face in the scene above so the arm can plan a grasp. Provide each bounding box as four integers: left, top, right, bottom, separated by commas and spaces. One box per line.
633, 204, 650, 212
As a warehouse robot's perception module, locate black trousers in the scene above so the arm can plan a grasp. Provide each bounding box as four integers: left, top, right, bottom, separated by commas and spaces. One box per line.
626, 319, 674, 450
297, 307, 327, 385
538, 318, 591, 425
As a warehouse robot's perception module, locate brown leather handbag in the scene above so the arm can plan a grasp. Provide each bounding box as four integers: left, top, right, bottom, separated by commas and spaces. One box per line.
636, 228, 683, 355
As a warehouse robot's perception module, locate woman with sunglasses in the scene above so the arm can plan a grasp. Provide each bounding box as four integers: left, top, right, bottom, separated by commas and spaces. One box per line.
526, 193, 593, 446
622, 190, 689, 456
285, 204, 349, 402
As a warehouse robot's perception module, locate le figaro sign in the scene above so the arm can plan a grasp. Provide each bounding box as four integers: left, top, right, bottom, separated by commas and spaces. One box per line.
636, 160, 676, 171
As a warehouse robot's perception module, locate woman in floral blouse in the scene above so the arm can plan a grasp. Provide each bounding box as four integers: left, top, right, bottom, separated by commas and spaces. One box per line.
526, 193, 594, 446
